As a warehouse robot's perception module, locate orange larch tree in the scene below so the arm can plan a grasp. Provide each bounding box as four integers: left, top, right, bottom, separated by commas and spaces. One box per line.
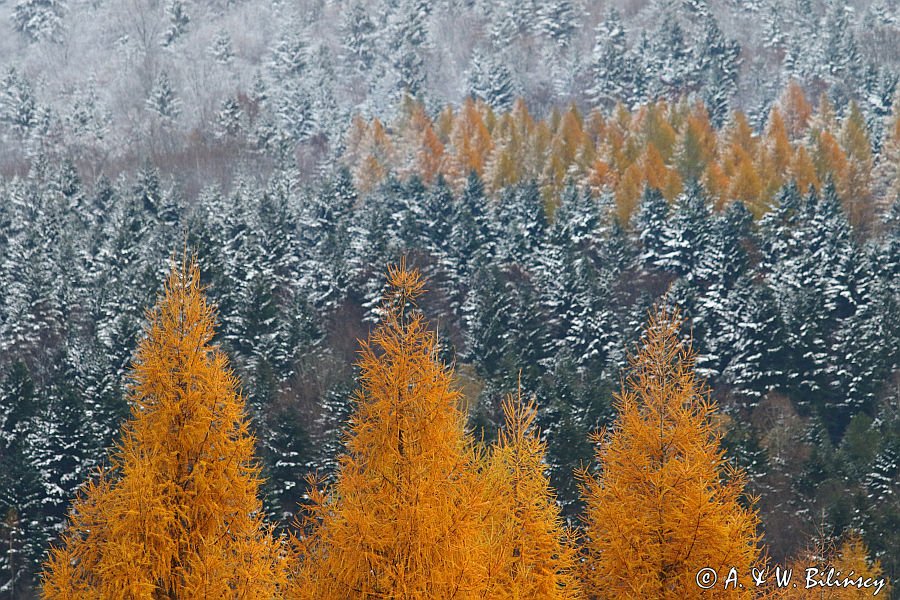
481, 391, 581, 600
761, 107, 793, 200
765, 531, 891, 599
42, 257, 286, 599
675, 104, 717, 184
444, 97, 494, 189
778, 80, 813, 141
790, 145, 820, 195
578, 308, 762, 599
840, 102, 875, 230
288, 262, 488, 600
813, 130, 849, 201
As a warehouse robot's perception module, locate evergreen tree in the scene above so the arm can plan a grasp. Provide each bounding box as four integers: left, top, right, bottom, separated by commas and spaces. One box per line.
12, 0, 65, 43
145, 71, 181, 121
0, 68, 38, 142
587, 9, 632, 109
0, 362, 47, 598
388, 0, 430, 97
537, 0, 578, 52
209, 29, 235, 65
467, 51, 517, 112
161, 0, 189, 47
341, 2, 378, 74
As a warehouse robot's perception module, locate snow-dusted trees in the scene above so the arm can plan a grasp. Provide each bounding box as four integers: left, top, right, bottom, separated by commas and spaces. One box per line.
12, 0, 65, 42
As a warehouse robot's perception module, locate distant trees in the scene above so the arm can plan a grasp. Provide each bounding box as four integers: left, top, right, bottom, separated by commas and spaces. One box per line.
0, 140, 894, 596
340, 86, 897, 226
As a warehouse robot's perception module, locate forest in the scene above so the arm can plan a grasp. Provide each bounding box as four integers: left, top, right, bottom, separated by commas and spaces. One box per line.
1, 0, 899, 598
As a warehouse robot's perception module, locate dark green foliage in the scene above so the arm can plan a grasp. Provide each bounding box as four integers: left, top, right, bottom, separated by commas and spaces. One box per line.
0, 164, 897, 597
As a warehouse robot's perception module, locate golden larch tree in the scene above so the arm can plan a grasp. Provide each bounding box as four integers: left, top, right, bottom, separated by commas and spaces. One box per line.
840, 102, 875, 230
578, 308, 762, 599
765, 531, 891, 599
354, 118, 394, 194
790, 145, 820, 195
778, 80, 812, 141
675, 105, 717, 184
42, 258, 286, 599
641, 101, 678, 162
288, 261, 488, 600
642, 142, 682, 201
703, 160, 731, 210
729, 147, 765, 216
813, 130, 849, 200
445, 97, 494, 188
485, 113, 524, 192
615, 162, 644, 223
481, 390, 581, 600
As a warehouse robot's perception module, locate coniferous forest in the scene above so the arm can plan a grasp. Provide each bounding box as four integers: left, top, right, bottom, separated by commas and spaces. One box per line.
1, 0, 899, 598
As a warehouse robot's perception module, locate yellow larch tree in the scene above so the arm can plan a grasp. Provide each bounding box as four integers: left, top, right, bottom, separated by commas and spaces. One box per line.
790, 145, 819, 194
526, 119, 553, 186
418, 121, 445, 186
642, 142, 682, 201
578, 308, 762, 599
394, 98, 444, 185
288, 262, 488, 600
778, 80, 813, 141
761, 107, 793, 200
444, 97, 494, 188
484, 112, 523, 192
641, 101, 678, 163
675, 104, 717, 184
840, 102, 875, 230
344, 114, 370, 177
585, 108, 607, 147
813, 130, 849, 200
42, 258, 286, 599
765, 531, 891, 599
354, 118, 394, 194
544, 104, 587, 205
726, 111, 758, 160
481, 391, 581, 600
615, 162, 645, 223
729, 146, 765, 216
703, 160, 731, 210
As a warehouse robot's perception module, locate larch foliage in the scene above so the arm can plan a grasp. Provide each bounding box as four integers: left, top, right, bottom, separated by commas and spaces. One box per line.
41, 258, 286, 599
839, 102, 875, 230
778, 80, 812, 141
445, 98, 494, 189
288, 261, 488, 599
578, 308, 762, 599
482, 390, 581, 599
767, 531, 891, 599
